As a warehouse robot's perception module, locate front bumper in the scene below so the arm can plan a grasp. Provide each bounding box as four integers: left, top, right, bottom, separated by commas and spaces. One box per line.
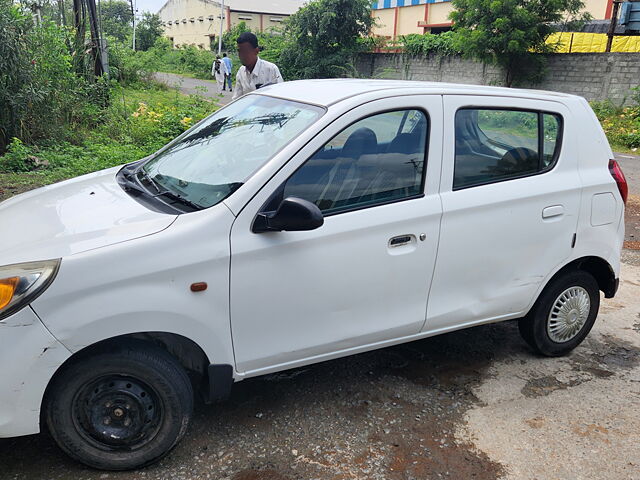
0, 307, 70, 438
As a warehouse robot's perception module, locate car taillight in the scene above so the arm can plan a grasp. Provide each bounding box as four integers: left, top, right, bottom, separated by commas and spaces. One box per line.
609, 159, 628, 205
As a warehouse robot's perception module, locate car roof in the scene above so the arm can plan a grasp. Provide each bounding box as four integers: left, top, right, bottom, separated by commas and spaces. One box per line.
255, 79, 581, 107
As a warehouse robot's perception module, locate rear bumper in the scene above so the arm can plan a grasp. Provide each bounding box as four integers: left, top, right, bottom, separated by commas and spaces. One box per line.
0, 307, 70, 438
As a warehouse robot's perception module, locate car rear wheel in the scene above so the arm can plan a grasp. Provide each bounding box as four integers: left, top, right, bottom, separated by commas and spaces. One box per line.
518, 270, 600, 357
45, 340, 193, 470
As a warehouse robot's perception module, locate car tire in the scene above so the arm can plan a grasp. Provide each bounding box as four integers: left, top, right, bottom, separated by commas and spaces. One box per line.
45, 339, 193, 471
518, 270, 600, 357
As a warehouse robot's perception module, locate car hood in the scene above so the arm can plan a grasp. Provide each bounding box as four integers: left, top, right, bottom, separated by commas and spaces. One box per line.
0, 166, 176, 265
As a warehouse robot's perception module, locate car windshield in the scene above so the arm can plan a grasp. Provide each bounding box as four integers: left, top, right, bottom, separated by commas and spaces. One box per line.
142, 95, 324, 209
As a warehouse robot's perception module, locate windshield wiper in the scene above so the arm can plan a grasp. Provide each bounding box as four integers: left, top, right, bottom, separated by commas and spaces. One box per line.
119, 169, 148, 195
154, 189, 204, 211
136, 169, 162, 194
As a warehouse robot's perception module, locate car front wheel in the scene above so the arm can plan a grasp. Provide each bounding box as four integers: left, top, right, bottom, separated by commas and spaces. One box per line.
45, 339, 193, 470
519, 270, 600, 357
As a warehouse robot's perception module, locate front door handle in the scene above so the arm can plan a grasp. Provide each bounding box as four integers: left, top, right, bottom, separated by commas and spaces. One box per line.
389, 234, 413, 247
542, 205, 564, 219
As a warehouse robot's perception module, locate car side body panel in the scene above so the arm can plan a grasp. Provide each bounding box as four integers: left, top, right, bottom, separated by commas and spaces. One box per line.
31, 204, 236, 370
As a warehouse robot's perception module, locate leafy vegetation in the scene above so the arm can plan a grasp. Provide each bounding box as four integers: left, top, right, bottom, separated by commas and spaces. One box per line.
279, 0, 374, 79
0, 83, 217, 200
136, 12, 165, 51
449, 0, 592, 86
591, 88, 640, 151
0, 0, 110, 152
99, 0, 134, 43
399, 32, 461, 56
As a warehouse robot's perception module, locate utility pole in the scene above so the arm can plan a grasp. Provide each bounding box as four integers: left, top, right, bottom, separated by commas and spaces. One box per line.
71, 0, 108, 78
218, 0, 224, 55
131, 0, 137, 50
72, 0, 86, 74
58, 0, 67, 26
86, 0, 106, 76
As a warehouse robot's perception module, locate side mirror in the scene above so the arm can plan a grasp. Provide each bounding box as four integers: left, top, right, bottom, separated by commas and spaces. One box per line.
253, 197, 324, 233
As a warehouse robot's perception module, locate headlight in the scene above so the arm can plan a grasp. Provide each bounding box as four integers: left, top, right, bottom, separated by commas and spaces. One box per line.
0, 259, 60, 321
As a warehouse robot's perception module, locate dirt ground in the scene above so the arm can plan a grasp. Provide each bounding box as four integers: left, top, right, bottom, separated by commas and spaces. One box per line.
0, 158, 639, 479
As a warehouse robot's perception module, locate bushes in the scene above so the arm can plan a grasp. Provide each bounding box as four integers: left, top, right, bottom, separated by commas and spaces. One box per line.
0, 0, 113, 152
278, 0, 374, 79
0, 139, 36, 173
400, 32, 461, 56
0, 84, 216, 179
121, 38, 217, 80
109, 42, 155, 84
591, 93, 640, 150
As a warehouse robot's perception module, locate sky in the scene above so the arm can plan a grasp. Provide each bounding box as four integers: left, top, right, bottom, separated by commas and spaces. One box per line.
132, 0, 307, 15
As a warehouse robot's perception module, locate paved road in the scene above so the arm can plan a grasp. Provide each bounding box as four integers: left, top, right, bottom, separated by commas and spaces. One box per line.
615, 152, 639, 196
153, 72, 234, 105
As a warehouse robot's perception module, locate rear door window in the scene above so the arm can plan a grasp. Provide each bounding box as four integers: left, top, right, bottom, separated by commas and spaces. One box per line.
454, 108, 562, 189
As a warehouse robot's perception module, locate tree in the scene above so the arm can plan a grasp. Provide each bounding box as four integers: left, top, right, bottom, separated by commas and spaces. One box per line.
100, 0, 133, 43
450, 0, 591, 86
222, 20, 250, 51
279, 0, 374, 79
135, 12, 163, 51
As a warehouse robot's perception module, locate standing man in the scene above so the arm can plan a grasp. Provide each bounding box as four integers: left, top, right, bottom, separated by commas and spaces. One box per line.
212, 55, 228, 94
232, 32, 283, 100
222, 52, 233, 92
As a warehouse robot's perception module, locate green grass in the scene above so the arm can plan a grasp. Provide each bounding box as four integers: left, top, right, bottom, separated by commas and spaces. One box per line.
609, 143, 639, 156
0, 82, 218, 202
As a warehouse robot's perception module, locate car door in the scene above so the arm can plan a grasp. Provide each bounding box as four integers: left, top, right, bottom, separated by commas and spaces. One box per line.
229, 95, 443, 375
425, 95, 580, 332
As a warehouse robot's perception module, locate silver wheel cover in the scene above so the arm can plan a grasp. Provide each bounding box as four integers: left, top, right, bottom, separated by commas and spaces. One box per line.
547, 286, 591, 343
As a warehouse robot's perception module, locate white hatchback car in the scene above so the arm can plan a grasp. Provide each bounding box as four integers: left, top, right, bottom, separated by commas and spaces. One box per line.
0, 80, 627, 470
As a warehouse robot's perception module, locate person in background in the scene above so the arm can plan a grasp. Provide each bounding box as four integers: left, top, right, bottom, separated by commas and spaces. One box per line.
222, 52, 233, 92
212, 55, 228, 94
232, 32, 283, 100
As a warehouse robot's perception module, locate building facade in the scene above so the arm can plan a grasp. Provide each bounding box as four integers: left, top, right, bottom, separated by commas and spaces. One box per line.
371, 0, 617, 38
158, 0, 303, 49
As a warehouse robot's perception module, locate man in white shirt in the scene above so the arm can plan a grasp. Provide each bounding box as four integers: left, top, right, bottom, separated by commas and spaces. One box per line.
232, 32, 283, 100
211, 55, 229, 94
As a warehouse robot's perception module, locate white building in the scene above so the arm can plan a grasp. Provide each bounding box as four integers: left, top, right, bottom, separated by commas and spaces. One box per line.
158, 0, 304, 49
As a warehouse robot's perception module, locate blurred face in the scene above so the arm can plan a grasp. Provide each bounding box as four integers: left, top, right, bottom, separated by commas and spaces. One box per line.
237, 41, 259, 68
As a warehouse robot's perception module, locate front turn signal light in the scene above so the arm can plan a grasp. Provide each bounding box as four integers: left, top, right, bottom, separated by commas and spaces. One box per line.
0, 277, 19, 310
0, 259, 60, 321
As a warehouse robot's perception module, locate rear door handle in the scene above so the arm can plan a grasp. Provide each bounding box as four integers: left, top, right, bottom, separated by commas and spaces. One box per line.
542, 205, 564, 219
389, 235, 413, 247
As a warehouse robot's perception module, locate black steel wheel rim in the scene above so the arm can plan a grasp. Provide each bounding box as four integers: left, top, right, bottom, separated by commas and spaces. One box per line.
72, 375, 163, 451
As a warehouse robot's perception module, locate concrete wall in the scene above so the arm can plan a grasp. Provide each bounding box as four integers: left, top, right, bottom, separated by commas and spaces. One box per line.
356, 52, 640, 104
